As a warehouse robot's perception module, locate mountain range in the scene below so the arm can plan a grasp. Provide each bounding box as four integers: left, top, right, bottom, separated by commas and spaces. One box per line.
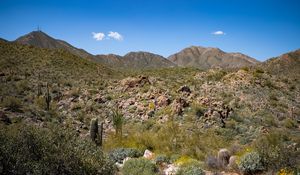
5, 30, 285, 70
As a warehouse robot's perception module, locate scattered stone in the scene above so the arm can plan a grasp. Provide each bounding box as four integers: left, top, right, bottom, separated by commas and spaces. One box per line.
143, 149, 155, 160
157, 95, 171, 107
94, 94, 106, 103
121, 75, 151, 90
171, 98, 189, 115
163, 164, 179, 175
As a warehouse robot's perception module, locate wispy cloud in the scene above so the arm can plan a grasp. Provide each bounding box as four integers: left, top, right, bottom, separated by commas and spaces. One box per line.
108, 31, 123, 41
92, 32, 105, 41
212, 31, 226, 35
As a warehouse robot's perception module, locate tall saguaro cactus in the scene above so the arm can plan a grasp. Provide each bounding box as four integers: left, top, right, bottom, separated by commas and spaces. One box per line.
98, 121, 103, 147
45, 83, 51, 111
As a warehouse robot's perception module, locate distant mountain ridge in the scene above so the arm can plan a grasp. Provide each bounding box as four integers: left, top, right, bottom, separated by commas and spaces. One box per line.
9, 31, 276, 70
168, 46, 259, 69
14, 31, 175, 69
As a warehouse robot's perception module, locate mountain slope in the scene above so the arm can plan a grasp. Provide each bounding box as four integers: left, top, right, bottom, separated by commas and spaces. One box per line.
0, 39, 115, 83
122, 52, 176, 69
96, 51, 176, 69
168, 46, 259, 69
14, 31, 93, 59
262, 49, 300, 75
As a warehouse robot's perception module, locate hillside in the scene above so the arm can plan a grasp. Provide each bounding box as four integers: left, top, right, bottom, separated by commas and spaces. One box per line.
14, 31, 94, 60
122, 51, 176, 69
169, 46, 259, 69
1, 38, 299, 174
262, 49, 300, 75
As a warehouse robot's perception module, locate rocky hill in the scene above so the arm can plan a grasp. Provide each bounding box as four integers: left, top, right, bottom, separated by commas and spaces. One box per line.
169, 46, 259, 69
14, 31, 94, 59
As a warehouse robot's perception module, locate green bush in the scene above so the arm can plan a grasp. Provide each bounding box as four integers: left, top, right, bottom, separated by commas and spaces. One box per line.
176, 164, 205, 175
154, 155, 170, 164
122, 158, 158, 175
238, 152, 264, 175
0, 123, 115, 175
109, 148, 143, 163
283, 118, 297, 129
2, 96, 22, 112
254, 130, 299, 171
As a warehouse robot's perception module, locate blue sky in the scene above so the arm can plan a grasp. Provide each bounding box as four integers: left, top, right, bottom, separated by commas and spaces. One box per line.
0, 0, 300, 61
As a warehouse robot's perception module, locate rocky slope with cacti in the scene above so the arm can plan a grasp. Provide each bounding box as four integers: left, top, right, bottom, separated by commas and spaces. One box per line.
0, 38, 299, 175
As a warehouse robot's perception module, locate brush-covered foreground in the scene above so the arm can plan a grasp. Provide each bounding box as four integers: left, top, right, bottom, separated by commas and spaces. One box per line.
0, 41, 299, 174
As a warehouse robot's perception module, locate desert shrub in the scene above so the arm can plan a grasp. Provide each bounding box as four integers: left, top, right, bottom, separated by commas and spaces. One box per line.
238, 152, 264, 175
16, 80, 30, 94
207, 70, 227, 81
283, 118, 297, 129
109, 148, 143, 163
122, 158, 158, 175
241, 67, 249, 72
205, 155, 219, 169
254, 130, 299, 171
2, 96, 22, 112
0, 123, 115, 175
34, 96, 47, 110
176, 164, 205, 175
154, 155, 170, 164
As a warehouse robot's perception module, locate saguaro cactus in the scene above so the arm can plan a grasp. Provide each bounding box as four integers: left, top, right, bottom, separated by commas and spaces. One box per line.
45, 83, 51, 111
98, 121, 103, 146
90, 118, 104, 146
90, 118, 98, 143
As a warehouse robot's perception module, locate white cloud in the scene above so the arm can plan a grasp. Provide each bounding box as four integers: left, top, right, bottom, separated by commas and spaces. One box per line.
108, 31, 123, 41
92, 32, 105, 41
212, 31, 226, 35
